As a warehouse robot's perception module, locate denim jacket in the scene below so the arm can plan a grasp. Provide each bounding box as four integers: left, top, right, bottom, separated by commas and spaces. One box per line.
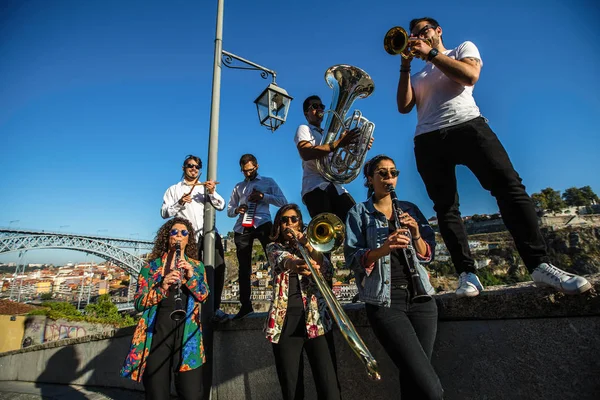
344, 197, 436, 307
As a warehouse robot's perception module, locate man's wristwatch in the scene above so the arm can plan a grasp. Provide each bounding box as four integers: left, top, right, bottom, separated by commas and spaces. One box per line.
427, 48, 439, 61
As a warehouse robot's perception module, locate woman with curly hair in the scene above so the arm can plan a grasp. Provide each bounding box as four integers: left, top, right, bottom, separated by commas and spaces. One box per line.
344, 155, 443, 399
121, 217, 209, 400
265, 204, 341, 400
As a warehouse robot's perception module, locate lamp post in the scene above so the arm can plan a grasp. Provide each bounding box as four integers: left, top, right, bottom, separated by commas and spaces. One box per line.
201, 1, 293, 397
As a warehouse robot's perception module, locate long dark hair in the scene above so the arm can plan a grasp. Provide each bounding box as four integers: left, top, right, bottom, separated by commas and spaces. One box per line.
149, 217, 198, 260
363, 154, 395, 199
269, 204, 305, 244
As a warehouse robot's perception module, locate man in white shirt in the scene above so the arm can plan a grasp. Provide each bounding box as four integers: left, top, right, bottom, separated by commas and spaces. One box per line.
227, 154, 287, 319
161, 154, 229, 321
294, 95, 363, 222
396, 17, 591, 298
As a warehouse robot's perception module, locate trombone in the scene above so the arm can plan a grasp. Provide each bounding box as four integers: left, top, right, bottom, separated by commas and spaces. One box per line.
287, 213, 381, 381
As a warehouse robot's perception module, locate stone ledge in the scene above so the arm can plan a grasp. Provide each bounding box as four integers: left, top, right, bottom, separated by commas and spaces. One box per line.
2, 274, 598, 356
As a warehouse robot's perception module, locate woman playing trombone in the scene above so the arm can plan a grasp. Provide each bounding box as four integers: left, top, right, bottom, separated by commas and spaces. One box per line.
344, 155, 443, 399
265, 204, 341, 400
121, 217, 209, 400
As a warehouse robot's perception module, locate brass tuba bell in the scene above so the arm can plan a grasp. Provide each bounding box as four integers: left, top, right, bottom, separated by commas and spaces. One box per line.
316, 65, 375, 184
383, 26, 433, 59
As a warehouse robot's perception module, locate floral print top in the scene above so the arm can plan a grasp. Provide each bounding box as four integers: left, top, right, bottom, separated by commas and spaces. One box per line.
120, 253, 209, 382
264, 242, 333, 344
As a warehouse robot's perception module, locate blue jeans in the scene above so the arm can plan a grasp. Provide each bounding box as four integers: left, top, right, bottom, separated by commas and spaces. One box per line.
414, 116, 547, 273
366, 289, 443, 400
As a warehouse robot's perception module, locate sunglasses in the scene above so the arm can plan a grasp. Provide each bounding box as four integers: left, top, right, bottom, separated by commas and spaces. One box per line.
185, 164, 201, 170
170, 229, 189, 237
376, 169, 400, 178
310, 104, 326, 111
281, 215, 299, 224
412, 24, 437, 38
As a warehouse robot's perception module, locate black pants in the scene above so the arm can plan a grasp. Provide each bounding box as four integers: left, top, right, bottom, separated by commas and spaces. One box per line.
302, 184, 356, 223
271, 312, 341, 400
234, 222, 272, 308
414, 116, 547, 273
142, 310, 204, 400
198, 234, 226, 311
366, 289, 442, 400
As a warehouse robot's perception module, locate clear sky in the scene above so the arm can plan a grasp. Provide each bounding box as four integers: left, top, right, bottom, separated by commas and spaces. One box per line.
1, 0, 599, 264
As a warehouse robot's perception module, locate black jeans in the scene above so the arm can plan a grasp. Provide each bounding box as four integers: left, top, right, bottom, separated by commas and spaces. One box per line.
366, 289, 442, 400
272, 312, 341, 400
414, 116, 547, 273
143, 305, 204, 400
234, 222, 272, 308
198, 234, 226, 311
302, 184, 356, 222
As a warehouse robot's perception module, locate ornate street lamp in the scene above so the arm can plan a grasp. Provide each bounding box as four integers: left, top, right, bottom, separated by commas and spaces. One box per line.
254, 83, 293, 132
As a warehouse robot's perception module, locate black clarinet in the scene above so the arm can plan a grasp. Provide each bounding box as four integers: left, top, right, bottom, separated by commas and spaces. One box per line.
169, 242, 187, 321
386, 184, 432, 303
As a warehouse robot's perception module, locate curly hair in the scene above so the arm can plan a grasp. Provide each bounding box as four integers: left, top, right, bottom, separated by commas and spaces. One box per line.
269, 204, 305, 244
149, 217, 198, 260
363, 154, 395, 199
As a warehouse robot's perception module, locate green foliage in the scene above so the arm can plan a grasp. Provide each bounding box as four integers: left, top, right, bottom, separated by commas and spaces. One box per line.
27, 296, 135, 327
476, 268, 505, 286
532, 187, 566, 214
40, 292, 53, 301
562, 187, 589, 207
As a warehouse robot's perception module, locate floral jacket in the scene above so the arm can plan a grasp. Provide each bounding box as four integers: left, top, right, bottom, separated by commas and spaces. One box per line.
120, 253, 209, 381
264, 242, 333, 344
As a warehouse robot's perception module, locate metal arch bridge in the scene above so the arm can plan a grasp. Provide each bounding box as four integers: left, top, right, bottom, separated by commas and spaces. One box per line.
0, 228, 154, 278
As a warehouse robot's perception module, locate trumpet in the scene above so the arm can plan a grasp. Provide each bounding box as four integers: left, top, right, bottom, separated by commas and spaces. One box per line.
287, 213, 381, 381
383, 26, 433, 59
386, 185, 432, 303
169, 241, 187, 321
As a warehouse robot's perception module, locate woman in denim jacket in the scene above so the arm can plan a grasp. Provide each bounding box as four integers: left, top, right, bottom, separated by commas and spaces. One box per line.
344, 155, 443, 399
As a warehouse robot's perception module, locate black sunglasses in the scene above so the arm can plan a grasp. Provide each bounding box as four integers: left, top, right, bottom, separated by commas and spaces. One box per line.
310, 104, 326, 111
170, 229, 189, 237
412, 24, 437, 38
281, 216, 299, 224
376, 169, 400, 178
185, 163, 201, 170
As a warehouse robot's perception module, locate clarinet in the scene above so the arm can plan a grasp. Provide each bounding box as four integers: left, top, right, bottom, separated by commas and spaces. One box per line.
169, 241, 187, 321
386, 184, 432, 303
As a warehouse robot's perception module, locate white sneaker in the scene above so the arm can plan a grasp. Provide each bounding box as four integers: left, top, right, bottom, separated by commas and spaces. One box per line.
531, 263, 592, 295
455, 272, 484, 298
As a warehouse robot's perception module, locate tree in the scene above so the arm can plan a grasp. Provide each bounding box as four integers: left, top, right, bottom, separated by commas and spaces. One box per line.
40, 292, 53, 301
562, 187, 588, 208
532, 187, 565, 214
579, 186, 599, 205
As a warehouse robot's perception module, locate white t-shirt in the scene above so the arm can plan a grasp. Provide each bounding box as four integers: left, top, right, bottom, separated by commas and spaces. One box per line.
294, 124, 348, 197
411, 41, 483, 136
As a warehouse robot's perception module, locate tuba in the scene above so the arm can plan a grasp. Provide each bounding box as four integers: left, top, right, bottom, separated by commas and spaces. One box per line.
287, 213, 381, 381
316, 65, 375, 184
383, 26, 433, 58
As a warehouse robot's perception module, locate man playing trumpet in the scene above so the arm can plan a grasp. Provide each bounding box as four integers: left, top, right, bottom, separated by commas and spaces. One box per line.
161, 154, 229, 322
395, 17, 591, 298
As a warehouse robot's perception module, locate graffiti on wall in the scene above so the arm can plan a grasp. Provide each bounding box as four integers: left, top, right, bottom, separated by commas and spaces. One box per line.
43, 322, 87, 342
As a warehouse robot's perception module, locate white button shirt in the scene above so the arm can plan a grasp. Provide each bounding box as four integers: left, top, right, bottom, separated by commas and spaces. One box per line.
294, 123, 348, 197
161, 180, 226, 242
226, 174, 287, 234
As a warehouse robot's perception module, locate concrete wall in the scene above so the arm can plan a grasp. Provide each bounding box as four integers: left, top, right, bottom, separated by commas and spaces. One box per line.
1, 275, 599, 400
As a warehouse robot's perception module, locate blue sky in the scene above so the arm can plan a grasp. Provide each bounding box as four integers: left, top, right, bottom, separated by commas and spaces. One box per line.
1, 0, 599, 264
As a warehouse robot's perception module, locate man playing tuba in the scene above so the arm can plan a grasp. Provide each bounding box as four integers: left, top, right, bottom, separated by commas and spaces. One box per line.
294, 95, 370, 224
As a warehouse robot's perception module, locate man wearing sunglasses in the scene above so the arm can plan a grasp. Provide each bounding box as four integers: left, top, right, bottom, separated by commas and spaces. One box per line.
294, 95, 365, 223
227, 154, 288, 319
396, 17, 591, 298
161, 154, 230, 322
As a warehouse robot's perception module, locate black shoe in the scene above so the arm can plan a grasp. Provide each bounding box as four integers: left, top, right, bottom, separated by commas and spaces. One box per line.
232, 306, 254, 320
